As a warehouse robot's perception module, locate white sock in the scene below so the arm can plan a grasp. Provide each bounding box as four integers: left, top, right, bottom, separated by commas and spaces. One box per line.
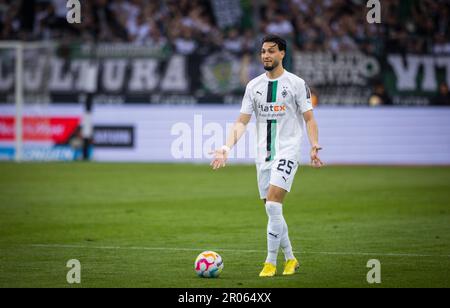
265, 201, 284, 265
280, 217, 295, 261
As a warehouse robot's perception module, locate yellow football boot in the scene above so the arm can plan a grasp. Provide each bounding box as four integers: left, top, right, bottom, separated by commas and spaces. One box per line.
259, 263, 277, 277
283, 258, 300, 276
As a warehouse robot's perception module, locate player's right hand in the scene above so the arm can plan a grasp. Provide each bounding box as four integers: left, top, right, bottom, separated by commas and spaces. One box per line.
209, 148, 229, 170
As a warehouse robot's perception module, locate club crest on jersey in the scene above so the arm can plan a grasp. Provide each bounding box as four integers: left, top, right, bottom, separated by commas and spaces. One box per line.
281, 87, 288, 98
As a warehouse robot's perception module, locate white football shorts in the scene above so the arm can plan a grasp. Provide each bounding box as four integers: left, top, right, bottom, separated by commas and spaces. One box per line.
256, 159, 299, 200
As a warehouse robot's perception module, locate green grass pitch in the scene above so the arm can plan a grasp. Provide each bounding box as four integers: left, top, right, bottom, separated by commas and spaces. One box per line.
0, 163, 449, 288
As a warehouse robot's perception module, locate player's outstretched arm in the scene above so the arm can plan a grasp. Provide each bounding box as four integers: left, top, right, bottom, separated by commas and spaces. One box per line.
303, 110, 324, 168
210, 113, 252, 170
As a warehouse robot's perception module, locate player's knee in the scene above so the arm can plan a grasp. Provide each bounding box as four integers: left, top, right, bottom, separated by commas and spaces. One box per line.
267, 188, 286, 203
267, 195, 283, 203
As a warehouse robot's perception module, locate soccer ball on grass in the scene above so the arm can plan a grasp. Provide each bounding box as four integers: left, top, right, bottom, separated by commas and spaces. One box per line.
194, 251, 224, 278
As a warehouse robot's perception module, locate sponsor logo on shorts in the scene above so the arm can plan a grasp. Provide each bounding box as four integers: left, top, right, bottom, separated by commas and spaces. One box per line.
268, 232, 279, 239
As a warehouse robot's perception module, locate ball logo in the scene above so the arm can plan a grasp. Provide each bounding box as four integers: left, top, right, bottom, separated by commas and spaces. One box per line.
66, 0, 81, 24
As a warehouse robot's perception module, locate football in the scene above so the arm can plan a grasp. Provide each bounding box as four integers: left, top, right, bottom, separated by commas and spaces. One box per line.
194, 251, 224, 278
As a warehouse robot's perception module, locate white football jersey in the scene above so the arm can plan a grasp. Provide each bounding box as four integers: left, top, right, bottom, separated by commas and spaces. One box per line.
240, 70, 313, 163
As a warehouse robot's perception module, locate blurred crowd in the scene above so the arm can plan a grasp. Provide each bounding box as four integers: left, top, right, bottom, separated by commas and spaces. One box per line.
0, 0, 449, 55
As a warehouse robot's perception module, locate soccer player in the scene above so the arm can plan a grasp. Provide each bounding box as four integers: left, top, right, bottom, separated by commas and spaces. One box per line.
210, 34, 323, 277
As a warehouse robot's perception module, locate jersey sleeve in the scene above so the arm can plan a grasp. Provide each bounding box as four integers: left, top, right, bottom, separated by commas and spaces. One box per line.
296, 81, 313, 114
240, 84, 254, 115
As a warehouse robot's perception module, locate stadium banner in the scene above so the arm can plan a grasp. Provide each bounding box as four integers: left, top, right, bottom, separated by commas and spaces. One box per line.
385, 54, 450, 105
93, 126, 134, 148
0, 44, 255, 105
1, 105, 450, 165
0, 43, 448, 106
292, 51, 381, 106
0, 105, 134, 161
92, 105, 450, 165
0, 105, 83, 161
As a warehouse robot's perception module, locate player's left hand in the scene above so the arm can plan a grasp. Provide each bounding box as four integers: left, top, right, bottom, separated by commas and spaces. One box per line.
310, 145, 324, 168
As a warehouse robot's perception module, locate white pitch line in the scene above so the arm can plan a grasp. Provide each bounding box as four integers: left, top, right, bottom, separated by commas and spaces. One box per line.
29, 244, 450, 259
305, 251, 450, 258
30, 244, 267, 254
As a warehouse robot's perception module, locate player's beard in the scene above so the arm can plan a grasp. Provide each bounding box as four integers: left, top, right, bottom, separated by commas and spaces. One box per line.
264, 59, 280, 71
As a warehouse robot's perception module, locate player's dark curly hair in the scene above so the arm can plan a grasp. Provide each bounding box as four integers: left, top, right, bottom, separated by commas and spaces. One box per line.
262, 34, 287, 52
